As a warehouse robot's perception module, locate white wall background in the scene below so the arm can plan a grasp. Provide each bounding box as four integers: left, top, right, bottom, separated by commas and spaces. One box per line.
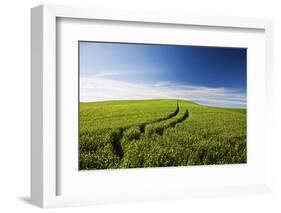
0, 0, 280, 212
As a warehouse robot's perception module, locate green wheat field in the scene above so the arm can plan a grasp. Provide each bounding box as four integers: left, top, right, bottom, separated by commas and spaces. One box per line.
79, 99, 247, 170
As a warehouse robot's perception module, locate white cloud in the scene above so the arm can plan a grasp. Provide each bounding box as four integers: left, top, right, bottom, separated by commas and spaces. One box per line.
94, 71, 128, 78
154, 81, 173, 87
80, 76, 246, 108
88, 68, 165, 79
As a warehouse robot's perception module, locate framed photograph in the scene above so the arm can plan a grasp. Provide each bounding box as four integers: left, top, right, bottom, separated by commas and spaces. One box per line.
78, 41, 248, 170
31, 4, 274, 208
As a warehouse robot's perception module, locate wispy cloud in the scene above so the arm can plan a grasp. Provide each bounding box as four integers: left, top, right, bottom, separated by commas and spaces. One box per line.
154, 81, 173, 87
86, 68, 165, 79
80, 76, 246, 108
94, 71, 129, 78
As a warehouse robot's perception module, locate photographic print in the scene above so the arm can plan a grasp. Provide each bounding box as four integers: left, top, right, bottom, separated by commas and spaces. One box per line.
79, 41, 247, 170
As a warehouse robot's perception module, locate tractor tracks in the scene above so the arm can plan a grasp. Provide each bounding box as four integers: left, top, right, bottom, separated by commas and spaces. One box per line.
110, 102, 189, 158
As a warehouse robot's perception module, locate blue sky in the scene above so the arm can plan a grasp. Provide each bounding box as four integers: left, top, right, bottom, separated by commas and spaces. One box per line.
79, 41, 246, 108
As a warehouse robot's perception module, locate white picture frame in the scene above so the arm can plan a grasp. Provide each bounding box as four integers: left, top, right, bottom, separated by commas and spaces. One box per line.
31, 4, 274, 208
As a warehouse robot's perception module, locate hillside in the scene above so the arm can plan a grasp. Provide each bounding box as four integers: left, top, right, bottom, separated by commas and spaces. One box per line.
79, 99, 247, 169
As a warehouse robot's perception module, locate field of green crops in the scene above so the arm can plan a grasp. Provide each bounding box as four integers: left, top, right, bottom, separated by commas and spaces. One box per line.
79, 99, 247, 170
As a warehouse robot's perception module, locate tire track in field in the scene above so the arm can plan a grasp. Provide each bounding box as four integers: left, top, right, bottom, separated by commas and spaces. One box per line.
139, 102, 180, 132
111, 102, 191, 158
144, 108, 189, 136
110, 102, 180, 158
112, 102, 190, 160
